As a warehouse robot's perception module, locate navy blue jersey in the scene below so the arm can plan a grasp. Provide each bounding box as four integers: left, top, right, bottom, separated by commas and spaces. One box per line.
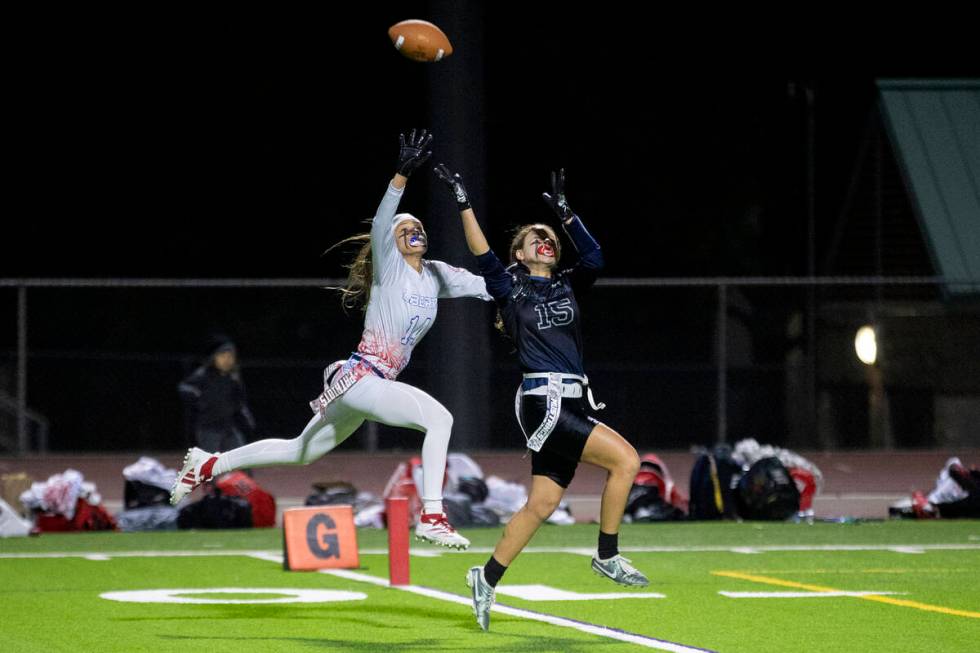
476, 216, 603, 375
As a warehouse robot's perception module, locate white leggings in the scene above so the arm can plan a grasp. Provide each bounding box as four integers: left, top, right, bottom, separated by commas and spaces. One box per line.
211, 375, 453, 504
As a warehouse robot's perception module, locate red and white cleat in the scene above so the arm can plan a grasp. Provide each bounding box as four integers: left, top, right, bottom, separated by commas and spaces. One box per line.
169, 447, 219, 506
910, 490, 936, 519
414, 512, 470, 550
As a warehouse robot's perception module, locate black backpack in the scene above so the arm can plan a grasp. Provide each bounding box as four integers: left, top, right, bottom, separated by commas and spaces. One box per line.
305, 481, 358, 507
735, 457, 800, 520
442, 492, 501, 528
625, 484, 686, 521
177, 493, 253, 529
123, 480, 171, 509
688, 445, 742, 520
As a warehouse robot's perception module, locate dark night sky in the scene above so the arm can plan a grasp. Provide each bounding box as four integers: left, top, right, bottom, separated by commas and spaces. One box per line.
6, 7, 974, 280
3, 7, 976, 452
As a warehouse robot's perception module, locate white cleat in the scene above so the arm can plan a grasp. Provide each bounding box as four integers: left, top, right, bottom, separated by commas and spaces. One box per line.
414, 512, 470, 550
466, 565, 494, 631
169, 447, 219, 506
591, 553, 650, 587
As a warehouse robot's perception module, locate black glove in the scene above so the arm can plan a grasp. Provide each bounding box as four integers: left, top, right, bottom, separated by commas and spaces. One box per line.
433, 163, 472, 211
396, 129, 433, 177
542, 168, 574, 222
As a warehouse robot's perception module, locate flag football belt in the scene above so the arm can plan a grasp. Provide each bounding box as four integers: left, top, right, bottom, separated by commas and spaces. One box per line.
309, 354, 385, 417
515, 373, 606, 452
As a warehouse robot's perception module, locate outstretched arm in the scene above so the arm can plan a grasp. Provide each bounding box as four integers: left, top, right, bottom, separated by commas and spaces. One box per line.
434, 163, 512, 300
429, 260, 493, 301
542, 169, 604, 288
372, 130, 433, 282
434, 163, 489, 255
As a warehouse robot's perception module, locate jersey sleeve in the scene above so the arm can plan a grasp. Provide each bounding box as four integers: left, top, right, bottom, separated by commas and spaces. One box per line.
561, 214, 604, 292
475, 249, 514, 303
371, 182, 406, 284
429, 260, 494, 301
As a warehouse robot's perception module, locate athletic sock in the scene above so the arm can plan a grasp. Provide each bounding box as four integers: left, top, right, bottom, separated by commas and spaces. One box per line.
484, 556, 507, 587
597, 530, 619, 559
422, 500, 444, 515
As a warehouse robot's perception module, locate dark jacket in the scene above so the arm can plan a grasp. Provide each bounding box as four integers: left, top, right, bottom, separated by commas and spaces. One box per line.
177, 365, 256, 444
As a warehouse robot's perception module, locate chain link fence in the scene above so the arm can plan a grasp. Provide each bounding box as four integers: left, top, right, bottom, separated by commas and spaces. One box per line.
2, 278, 978, 454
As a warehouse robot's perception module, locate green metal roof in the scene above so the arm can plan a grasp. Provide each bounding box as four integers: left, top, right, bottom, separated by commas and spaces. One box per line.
878, 79, 980, 295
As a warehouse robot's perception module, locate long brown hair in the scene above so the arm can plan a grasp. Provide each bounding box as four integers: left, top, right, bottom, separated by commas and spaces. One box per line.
324, 214, 423, 311
324, 233, 373, 312
494, 223, 563, 334
508, 223, 561, 265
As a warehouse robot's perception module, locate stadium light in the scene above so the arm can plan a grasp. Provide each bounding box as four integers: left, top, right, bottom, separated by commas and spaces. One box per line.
854, 325, 877, 365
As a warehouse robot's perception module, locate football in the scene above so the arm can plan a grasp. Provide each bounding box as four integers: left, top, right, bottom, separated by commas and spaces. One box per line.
388, 19, 453, 62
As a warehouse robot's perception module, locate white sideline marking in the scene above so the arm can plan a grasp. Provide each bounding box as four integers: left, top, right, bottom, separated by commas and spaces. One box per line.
253, 553, 710, 652
720, 590, 906, 599
613, 544, 980, 554
0, 550, 280, 559
328, 570, 710, 652
100, 588, 366, 604
0, 547, 473, 559
4, 543, 980, 560
417, 543, 980, 556
247, 552, 289, 564
496, 584, 666, 601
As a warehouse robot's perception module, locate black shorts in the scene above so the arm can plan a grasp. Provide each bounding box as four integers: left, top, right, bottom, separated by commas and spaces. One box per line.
519, 394, 600, 488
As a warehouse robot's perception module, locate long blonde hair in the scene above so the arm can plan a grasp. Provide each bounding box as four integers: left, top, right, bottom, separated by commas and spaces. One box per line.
324, 233, 373, 312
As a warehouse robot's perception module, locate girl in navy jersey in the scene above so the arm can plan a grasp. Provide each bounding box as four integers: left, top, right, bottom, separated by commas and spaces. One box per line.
434, 165, 649, 631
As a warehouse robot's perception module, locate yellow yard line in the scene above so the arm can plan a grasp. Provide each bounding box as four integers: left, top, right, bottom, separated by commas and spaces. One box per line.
858, 568, 970, 574
712, 570, 980, 619
718, 568, 972, 575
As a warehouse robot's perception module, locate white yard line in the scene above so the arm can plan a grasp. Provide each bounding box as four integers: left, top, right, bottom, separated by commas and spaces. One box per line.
248, 552, 708, 651
494, 584, 667, 601
321, 566, 711, 652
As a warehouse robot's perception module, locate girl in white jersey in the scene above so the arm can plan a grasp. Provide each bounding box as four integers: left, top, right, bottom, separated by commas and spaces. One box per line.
169, 130, 491, 549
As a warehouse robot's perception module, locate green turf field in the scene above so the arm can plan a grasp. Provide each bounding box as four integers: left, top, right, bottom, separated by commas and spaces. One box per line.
2, 521, 978, 652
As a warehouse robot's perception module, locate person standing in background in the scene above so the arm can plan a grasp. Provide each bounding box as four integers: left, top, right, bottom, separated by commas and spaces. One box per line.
178, 334, 256, 454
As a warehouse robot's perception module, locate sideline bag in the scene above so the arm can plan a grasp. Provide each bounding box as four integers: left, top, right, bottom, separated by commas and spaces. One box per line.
177, 493, 252, 529
215, 471, 276, 527
735, 457, 800, 520
689, 445, 742, 520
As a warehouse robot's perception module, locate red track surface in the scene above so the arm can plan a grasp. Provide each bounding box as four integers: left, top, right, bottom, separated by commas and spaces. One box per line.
4, 449, 979, 522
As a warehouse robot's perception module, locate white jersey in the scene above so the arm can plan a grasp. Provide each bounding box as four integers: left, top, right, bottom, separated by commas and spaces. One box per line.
356, 183, 492, 379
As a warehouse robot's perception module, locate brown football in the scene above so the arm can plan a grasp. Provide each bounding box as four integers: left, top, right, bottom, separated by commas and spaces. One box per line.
388, 19, 453, 62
